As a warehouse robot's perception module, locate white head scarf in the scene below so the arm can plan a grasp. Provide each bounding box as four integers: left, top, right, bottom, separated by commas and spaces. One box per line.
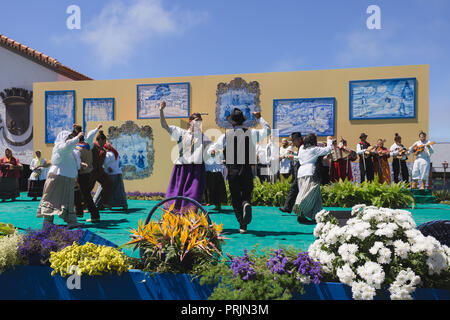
51, 130, 73, 165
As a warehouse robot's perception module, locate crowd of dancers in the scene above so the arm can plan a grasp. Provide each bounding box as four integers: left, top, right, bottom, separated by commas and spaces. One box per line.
0, 102, 435, 232
0, 124, 128, 229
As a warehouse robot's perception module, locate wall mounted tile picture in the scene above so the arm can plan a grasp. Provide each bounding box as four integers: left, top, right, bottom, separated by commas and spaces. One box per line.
137, 82, 190, 119
349, 78, 416, 120
83, 98, 115, 130
273, 97, 335, 137
45, 90, 76, 144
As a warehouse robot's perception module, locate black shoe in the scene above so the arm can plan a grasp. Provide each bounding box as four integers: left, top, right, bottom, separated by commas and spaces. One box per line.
297, 215, 315, 225
242, 202, 252, 225
279, 207, 289, 213
86, 218, 101, 223
239, 224, 247, 234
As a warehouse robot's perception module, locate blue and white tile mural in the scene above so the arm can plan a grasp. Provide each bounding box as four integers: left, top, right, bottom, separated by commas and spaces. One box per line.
137, 83, 189, 119
215, 77, 261, 129
273, 98, 335, 137
45, 91, 75, 144
83, 98, 115, 130
107, 121, 154, 180
349, 78, 416, 120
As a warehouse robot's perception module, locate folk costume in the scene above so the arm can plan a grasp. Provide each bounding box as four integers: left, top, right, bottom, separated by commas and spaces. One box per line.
91, 138, 113, 210
28, 153, 49, 199
204, 150, 227, 210
94, 143, 128, 209
0, 152, 22, 201
209, 108, 270, 233
293, 138, 332, 222
73, 127, 100, 221
372, 144, 391, 184
36, 131, 83, 229
390, 140, 409, 183
356, 133, 375, 183
328, 144, 353, 183
279, 145, 293, 180
409, 139, 434, 189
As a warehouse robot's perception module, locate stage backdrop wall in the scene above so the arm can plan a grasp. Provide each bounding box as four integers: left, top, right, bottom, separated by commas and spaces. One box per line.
33, 64, 429, 193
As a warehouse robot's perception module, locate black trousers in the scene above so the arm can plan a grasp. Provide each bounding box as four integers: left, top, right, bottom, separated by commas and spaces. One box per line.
90, 171, 113, 207
359, 157, 375, 183
75, 173, 99, 219
392, 158, 409, 183
282, 177, 299, 213
227, 165, 254, 227
204, 171, 227, 206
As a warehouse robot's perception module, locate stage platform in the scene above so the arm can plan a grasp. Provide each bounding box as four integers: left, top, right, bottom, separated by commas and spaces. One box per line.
1, 193, 450, 258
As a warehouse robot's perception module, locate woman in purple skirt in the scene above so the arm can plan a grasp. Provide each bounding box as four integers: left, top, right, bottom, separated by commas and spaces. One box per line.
159, 101, 212, 213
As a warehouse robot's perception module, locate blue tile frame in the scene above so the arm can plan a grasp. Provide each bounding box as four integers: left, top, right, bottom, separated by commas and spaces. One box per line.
82, 98, 115, 131
349, 77, 417, 120
136, 82, 190, 119
44, 90, 76, 144
273, 97, 336, 137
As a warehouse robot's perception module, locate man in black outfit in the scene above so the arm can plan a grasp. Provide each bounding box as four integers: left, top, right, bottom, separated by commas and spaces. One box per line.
209, 108, 270, 234
357, 133, 375, 183
279, 132, 303, 213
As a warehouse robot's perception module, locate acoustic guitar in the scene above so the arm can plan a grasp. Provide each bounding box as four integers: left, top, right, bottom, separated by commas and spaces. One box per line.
413, 141, 435, 156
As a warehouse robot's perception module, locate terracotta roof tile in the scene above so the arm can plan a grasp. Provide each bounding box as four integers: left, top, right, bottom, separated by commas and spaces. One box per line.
0, 33, 92, 80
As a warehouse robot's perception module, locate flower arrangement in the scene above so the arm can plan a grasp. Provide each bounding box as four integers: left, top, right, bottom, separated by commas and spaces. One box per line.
126, 191, 165, 201
18, 223, 84, 265
50, 242, 131, 277
126, 204, 225, 273
0, 230, 22, 274
200, 246, 322, 300
308, 205, 450, 300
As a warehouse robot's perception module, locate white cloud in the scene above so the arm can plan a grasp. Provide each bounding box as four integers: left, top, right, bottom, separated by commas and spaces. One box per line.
79, 0, 207, 69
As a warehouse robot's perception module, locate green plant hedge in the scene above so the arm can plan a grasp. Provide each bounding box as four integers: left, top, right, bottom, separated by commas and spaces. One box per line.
225, 176, 415, 209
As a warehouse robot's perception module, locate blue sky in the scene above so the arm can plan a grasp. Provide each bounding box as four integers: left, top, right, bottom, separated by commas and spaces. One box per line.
1, 0, 449, 141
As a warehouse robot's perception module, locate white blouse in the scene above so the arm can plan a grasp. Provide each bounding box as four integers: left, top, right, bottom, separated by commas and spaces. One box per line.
279, 146, 292, 174
409, 140, 434, 161
296, 139, 333, 178
29, 158, 49, 181
103, 151, 122, 175
48, 136, 81, 179
169, 126, 212, 165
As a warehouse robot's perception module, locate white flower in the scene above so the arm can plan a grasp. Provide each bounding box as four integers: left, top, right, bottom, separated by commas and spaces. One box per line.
0, 231, 22, 273
369, 242, 384, 255
315, 209, 329, 223
356, 261, 385, 289
351, 281, 377, 300
426, 251, 448, 275
336, 264, 356, 286
393, 240, 411, 259
338, 243, 359, 264
389, 268, 420, 300
377, 247, 392, 264
351, 204, 366, 217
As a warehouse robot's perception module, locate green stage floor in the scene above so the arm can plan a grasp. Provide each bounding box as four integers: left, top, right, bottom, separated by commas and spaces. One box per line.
1, 193, 450, 258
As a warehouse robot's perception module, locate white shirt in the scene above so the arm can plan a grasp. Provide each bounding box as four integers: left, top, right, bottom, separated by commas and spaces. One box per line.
256, 142, 276, 165
390, 142, 409, 161
296, 139, 333, 178
409, 140, 434, 161
103, 151, 122, 175
48, 135, 81, 179
29, 158, 48, 181
208, 117, 271, 164
279, 146, 292, 174
169, 126, 212, 165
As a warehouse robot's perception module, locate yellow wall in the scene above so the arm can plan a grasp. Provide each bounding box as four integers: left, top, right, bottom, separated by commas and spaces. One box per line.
33, 64, 429, 192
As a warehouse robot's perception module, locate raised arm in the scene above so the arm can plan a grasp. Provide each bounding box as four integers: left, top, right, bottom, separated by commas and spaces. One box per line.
86, 124, 102, 148
252, 112, 271, 143
159, 101, 170, 133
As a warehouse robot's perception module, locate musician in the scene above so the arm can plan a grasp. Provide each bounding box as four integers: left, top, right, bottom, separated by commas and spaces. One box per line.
389, 133, 409, 183
328, 138, 353, 183
356, 133, 375, 183
409, 131, 434, 190
372, 139, 391, 184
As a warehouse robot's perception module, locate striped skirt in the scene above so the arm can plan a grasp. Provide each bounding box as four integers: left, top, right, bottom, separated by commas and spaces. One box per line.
293, 175, 323, 221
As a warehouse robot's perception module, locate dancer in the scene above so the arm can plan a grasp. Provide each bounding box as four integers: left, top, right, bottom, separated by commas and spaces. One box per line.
204, 149, 227, 211
209, 108, 270, 233
28, 150, 50, 200
356, 133, 375, 183
91, 130, 113, 210
373, 139, 391, 184
160, 101, 212, 213
73, 124, 102, 222
279, 132, 303, 213
279, 138, 292, 180
0, 148, 23, 202
409, 131, 434, 190
94, 142, 128, 211
390, 133, 409, 183
36, 130, 84, 229
293, 134, 333, 223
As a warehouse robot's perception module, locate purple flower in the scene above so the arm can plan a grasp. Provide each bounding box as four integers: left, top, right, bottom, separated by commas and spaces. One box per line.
266, 249, 291, 275
293, 252, 322, 284
229, 249, 256, 281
